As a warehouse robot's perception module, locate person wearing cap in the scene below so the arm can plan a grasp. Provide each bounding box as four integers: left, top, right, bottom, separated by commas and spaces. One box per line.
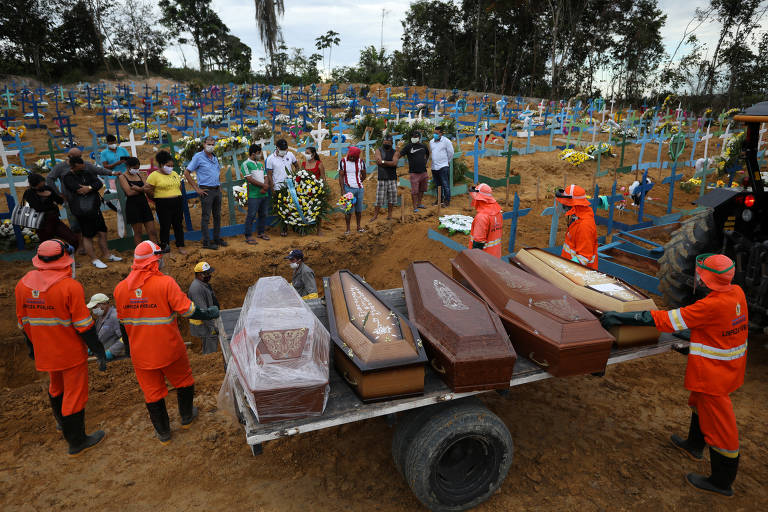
15, 239, 107, 456
601, 253, 747, 497
286, 249, 318, 300
393, 131, 430, 212
338, 146, 367, 234
265, 138, 299, 237
87, 293, 125, 360
184, 136, 228, 250
113, 241, 220, 444
468, 184, 503, 258
555, 184, 598, 270
188, 261, 220, 354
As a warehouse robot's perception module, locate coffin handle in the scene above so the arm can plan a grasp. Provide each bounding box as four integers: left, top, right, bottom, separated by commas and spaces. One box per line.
342, 371, 359, 387
430, 358, 447, 374
528, 352, 549, 368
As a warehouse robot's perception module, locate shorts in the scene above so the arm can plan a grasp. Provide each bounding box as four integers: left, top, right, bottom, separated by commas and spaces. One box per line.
375, 179, 398, 207
343, 186, 364, 213
409, 173, 428, 194
75, 212, 108, 238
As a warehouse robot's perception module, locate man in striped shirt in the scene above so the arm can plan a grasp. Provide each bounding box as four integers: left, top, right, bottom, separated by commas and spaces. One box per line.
601, 253, 747, 497
114, 241, 220, 444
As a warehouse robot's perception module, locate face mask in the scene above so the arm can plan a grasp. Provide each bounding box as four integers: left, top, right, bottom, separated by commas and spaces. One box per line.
92, 307, 105, 317
304, 153, 312, 160
162, 166, 174, 174
205, 144, 215, 153
201, 274, 211, 283
382, 143, 391, 149
433, 134, 440, 141
411, 137, 419, 143
289, 262, 299, 269
129, 168, 140, 175
277, 149, 287, 157
108, 144, 117, 150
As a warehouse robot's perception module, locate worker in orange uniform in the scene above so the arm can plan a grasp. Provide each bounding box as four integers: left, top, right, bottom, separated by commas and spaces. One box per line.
468, 183, 503, 258
114, 241, 220, 444
15, 239, 107, 456
601, 254, 747, 497
555, 184, 598, 269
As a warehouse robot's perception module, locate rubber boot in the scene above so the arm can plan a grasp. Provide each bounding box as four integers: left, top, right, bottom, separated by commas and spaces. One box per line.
686, 448, 739, 497
61, 410, 105, 457
146, 399, 172, 444
177, 385, 198, 428
49, 393, 63, 431
671, 412, 705, 461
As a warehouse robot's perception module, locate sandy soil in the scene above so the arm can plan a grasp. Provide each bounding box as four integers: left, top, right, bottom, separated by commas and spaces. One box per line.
1, 85, 765, 511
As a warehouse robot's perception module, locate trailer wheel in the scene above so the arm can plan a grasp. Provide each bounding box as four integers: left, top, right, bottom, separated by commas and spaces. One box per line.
402, 400, 513, 512
658, 209, 718, 307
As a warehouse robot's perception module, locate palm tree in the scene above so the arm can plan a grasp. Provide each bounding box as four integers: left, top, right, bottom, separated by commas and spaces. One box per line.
315, 30, 341, 78
253, 0, 285, 68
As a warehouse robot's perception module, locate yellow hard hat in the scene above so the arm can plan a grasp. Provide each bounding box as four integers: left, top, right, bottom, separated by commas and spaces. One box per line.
194, 261, 213, 273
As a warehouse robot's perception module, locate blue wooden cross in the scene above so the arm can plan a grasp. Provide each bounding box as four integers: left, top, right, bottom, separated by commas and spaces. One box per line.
662, 132, 686, 214
541, 198, 563, 249
465, 139, 486, 183
356, 129, 377, 169
328, 137, 350, 170
10, 132, 34, 167
84, 129, 103, 161
635, 131, 654, 171
636, 169, 655, 223
502, 192, 531, 256
592, 181, 624, 237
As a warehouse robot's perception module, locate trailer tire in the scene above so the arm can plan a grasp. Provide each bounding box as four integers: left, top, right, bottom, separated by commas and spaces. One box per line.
402, 400, 513, 511
658, 209, 718, 308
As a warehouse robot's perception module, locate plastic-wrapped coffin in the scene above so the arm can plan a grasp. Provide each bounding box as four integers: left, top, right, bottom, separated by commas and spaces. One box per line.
325, 270, 426, 402
451, 249, 614, 377
401, 261, 516, 392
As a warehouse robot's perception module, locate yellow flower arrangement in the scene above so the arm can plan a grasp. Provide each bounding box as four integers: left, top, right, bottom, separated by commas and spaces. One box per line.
559, 149, 592, 166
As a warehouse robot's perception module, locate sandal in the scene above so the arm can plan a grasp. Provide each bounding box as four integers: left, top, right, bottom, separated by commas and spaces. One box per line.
257, 234, 270, 240
344, 230, 350, 235
357, 228, 367, 233
245, 238, 259, 245
280, 231, 288, 237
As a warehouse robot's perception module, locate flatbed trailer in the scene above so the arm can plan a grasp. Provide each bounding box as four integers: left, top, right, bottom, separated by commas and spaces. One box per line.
217, 286, 687, 511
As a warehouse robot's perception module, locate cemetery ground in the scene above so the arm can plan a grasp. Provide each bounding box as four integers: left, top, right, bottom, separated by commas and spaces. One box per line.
1, 83, 766, 510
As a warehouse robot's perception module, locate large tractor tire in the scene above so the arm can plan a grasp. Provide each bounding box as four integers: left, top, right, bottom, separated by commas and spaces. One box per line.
658, 209, 719, 307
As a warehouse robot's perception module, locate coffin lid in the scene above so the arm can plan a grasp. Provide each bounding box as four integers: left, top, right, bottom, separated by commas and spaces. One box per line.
402, 261, 513, 361
451, 249, 612, 347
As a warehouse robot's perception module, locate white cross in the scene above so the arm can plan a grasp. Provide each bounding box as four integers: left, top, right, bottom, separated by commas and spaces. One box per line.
120, 129, 145, 157
591, 118, 598, 144
700, 125, 714, 158
0, 138, 19, 168
719, 122, 732, 141
405, 112, 417, 127
309, 121, 329, 155
675, 102, 683, 121
432, 108, 443, 124
609, 97, 615, 116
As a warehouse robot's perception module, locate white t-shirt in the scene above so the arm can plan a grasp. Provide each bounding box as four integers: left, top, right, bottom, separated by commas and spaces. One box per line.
265, 152, 297, 190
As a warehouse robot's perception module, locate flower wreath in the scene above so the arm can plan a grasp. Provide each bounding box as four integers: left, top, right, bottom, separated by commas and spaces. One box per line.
272, 169, 330, 234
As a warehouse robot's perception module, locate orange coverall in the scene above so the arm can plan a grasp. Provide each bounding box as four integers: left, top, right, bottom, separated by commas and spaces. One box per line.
561, 205, 598, 269
651, 286, 748, 458
114, 273, 196, 402
468, 202, 503, 258
15, 271, 95, 415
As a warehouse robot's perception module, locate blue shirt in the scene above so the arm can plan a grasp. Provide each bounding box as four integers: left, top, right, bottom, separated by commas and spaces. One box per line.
187, 150, 221, 186
100, 147, 129, 173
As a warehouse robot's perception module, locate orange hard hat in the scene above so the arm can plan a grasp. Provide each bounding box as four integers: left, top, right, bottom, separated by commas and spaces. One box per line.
556, 184, 590, 207
133, 240, 163, 268
32, 239, 74, 270
470, 183, 495, 203
695, 253, 735, 292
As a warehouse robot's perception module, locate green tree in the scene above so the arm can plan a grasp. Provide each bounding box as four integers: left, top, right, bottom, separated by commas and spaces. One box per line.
253, 0, 285, 66
315, 30, 340, 77
159, 0, 225, 71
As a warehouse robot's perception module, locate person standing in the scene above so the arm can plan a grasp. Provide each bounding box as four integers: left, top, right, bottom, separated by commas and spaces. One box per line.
61, 156, 123, 269
338, 146, 366, 234
286, 249, 318, 300
242, 144, 270, 244
371, 135, 398, 222
302, 146, 326, 235
468, 184, 503, 258
429, 126, 454, 206
114, 241, 220, 444
555, 184, 598, 269
118, 157, 158, 246
188, 261, 220, 354
146, 151, 186, 255
393, 131, 430, 212
266, 138, 299, 237
600, 254, 747, 497
23, 173, 78, 249
184, 136, 227, 250
86, 293, 125, 360
100, 134, 130, 174
15, 239, 107, 456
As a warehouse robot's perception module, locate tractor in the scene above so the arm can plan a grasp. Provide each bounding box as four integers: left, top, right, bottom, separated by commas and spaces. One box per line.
658, 101, 768, 327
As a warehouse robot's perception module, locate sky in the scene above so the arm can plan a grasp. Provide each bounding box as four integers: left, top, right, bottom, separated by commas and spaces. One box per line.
163, 0, 726, 73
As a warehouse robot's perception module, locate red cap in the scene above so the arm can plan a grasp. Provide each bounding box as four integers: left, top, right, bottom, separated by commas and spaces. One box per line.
695, 253, 735, 292
32, 239, 74, 270
347, 146, 361, 159
133, 240, 163, 268
556, 184, 590, 207
470, 183, 495, 203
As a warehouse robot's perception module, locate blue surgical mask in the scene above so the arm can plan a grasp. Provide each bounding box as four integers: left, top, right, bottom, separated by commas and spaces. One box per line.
433, 134, 440, 141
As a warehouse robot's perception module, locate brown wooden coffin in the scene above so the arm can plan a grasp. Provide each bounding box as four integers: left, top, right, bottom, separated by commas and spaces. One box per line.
401, 261, 516, 392
514, 248, 660, 347
451, 249, 613, 377
325, 270, 427, 402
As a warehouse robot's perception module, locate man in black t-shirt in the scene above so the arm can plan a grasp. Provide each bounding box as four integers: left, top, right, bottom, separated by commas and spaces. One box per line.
393, 131, 430, 212
372, 135, 399, 221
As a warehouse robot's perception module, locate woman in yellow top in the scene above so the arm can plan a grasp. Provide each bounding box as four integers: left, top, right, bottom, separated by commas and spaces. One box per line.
145, 151, 187, 254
